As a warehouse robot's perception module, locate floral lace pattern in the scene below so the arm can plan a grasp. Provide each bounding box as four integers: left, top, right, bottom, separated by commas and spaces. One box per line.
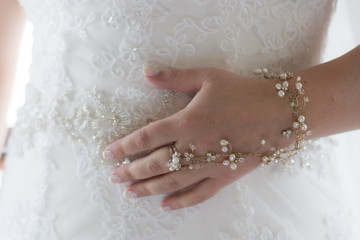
0, 0, 348, 239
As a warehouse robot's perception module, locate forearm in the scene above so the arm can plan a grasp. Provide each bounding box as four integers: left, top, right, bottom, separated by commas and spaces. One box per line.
0, 0, 26, 148
301, 45, 360, 139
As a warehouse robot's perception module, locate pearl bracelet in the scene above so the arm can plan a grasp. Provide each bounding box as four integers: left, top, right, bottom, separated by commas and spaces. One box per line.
166, 68, 311, 171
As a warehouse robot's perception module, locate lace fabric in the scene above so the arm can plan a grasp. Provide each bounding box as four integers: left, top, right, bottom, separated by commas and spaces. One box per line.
1, 0, 357, 239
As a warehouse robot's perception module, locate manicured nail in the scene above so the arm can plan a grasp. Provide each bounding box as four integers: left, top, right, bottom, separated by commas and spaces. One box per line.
143, 66, 159, 76
102, 148, 115, 160
109, 174, 122, 184
125, 190, 138, 199
160, 205, 172, 212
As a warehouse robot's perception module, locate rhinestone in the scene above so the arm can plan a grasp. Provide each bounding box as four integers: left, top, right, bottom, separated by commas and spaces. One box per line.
307, 131, 312, 136
262, 156, 268, 162
301, 124, 308, 131
261, 139, 266, 145
188, 164, 194, 170
238, 157, 245, 163
297, 76, 302, 81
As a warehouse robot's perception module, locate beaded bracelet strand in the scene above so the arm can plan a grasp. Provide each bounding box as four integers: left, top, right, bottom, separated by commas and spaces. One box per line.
158, 68, 310, 172
166, 68, 311, 171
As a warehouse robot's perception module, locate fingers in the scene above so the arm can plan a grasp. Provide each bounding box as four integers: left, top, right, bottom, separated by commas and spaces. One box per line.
123, 167, 212, 199
110, 146, 171, 183
161, 178, 223, 211
144, 66, 214, 93
104, 116, 178, 160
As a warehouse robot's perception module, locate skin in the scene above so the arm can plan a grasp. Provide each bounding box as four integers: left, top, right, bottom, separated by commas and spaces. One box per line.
106, 46, 360, 211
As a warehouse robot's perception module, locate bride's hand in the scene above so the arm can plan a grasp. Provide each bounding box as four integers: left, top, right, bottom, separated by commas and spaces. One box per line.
105, 67, 293, 211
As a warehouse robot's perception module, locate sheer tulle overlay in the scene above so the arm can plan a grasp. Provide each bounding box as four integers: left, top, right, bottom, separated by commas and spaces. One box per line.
0, 0, 359, 239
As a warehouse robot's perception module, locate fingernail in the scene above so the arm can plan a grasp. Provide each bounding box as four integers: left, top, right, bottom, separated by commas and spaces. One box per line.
160, 205, 172, 212
144, 66, 159, 76
125, 190, 138, 199
102, 148, 115, 160
109, 174, 122, 184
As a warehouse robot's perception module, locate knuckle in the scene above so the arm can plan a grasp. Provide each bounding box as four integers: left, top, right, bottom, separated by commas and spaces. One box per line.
146, 159, 163, 175
176, 114, 197, 131
111, 142, 127, 157
121, 167, 134, 180
134, 128, 150, 149
202, 67, 217, 81
164, 177, 181, 191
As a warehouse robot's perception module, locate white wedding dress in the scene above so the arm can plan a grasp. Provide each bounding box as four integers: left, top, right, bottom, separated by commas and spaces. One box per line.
0, 0, 359, 239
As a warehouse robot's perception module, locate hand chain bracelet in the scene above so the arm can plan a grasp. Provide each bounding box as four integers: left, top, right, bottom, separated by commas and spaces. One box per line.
166, 68, 311, 171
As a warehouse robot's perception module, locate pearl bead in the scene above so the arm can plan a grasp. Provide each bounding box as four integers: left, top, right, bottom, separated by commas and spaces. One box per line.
275, 83, 282, 90
229, 154, 236, 161
278, 90, 285, 98
280, 73, 287, 79
297, 76, 302, 81
221, 146, 228, 153
293, 122, 300, 128
298, 115, 305, 123
296, 82, 302, 90
301, 124, 308, 131
230, 163, 237, 170
283, 81, 289, 88
220, 139, 229, 146
222, 160, 230, 166
253, 68, 262, 75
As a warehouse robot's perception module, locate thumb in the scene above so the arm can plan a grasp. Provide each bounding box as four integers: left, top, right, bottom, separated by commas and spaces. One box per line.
144, 66, 209, 93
